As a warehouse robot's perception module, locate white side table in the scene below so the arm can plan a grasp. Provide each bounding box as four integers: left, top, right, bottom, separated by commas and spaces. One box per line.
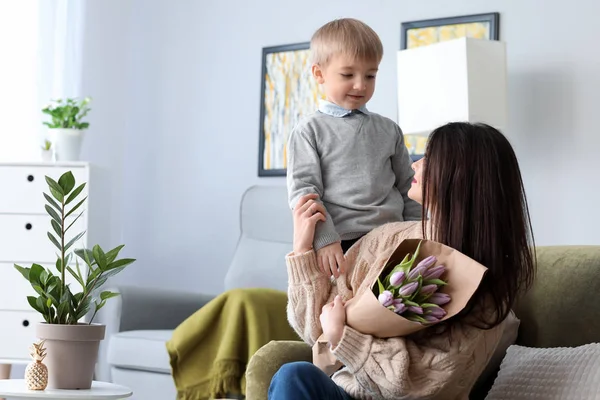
0, 380, 132, 400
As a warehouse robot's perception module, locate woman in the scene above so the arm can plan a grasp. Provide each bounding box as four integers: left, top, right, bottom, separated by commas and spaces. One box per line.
268, 122, 536, 400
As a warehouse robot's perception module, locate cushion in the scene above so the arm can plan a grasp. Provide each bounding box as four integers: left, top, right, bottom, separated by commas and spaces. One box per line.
485, 343, 600, 399
107, 330, 173, 374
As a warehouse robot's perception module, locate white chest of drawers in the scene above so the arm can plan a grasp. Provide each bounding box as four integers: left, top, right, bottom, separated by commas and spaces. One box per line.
0, 162, 90, 364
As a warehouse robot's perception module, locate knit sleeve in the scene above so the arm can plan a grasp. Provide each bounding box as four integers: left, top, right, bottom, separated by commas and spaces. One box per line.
285, 250, 337, 346
331, 322, 504, 399
391, 124, 421, 222
286, 123, 340, 251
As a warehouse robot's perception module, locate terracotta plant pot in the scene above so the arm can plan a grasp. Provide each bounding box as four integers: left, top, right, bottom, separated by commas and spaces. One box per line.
36, 323, 105, 389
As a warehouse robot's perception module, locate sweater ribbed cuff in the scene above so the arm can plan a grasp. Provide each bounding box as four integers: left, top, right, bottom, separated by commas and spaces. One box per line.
286, 250, 322, 284
331, 326, 372, 373
314, 232, 341, 251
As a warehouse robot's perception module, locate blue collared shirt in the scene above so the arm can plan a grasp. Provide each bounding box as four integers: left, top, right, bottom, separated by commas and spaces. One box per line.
318, 99, 368, 117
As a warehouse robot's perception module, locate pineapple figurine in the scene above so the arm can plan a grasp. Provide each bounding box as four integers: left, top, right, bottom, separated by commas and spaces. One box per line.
25, 340, 48, 390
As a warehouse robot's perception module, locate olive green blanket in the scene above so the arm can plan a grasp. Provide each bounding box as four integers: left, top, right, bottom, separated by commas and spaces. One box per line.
166, 288, 299, 400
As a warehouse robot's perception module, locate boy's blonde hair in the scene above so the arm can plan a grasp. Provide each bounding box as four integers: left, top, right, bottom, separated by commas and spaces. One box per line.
310, 18, 384, 66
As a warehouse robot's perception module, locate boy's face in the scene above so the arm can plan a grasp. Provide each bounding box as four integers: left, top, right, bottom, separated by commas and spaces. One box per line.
312, 53, 379, 110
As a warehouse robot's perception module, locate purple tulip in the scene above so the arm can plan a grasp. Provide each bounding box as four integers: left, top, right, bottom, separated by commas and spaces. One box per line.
398, 281, 419, 297
420, 284, 438, 295
423, 315, 439, 323
390, 271, 406, 286
378, 290, 394, 307
416, 255, 437, 269
428, 293, 451, 306
407, 306, 423, 314
422, 265, 446, 280
426, 305, 447, 319
407, 255, 437, 280
393, 301, 407, 314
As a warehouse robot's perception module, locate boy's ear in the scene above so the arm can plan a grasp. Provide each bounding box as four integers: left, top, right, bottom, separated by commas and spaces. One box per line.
312, 64, 325, 84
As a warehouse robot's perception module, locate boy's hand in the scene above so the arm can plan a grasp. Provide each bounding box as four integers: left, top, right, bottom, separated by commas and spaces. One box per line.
316, 242, 346, 278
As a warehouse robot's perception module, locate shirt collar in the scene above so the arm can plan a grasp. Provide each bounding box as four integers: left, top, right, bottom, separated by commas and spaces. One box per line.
318, 99, 368, 117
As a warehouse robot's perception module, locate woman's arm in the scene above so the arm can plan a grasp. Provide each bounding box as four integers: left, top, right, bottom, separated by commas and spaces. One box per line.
286, 250, 338, 345
331, 323, 504, 399
284, 193, 338, 345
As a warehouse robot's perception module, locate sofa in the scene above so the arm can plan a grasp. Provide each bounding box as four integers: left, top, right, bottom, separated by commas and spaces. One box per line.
245, 245, 600, 399
97, 185, 293, 399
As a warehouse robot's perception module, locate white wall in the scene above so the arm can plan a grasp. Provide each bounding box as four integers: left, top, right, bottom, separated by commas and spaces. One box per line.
79, 0, 600, 295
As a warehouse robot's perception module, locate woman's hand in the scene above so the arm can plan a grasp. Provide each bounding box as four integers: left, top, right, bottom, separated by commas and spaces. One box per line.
320, 295, 346, 348
293, 193, 326, 254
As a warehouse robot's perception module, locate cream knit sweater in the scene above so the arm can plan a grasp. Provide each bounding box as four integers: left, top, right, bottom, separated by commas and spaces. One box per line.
286, 221, 506, 400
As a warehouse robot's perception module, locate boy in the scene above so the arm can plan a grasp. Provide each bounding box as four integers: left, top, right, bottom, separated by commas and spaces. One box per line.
286, 18, 421, 277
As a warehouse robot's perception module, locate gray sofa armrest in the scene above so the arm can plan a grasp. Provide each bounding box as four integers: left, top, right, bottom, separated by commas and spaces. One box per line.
95, 285, 215, 382
100, 285, 215, 332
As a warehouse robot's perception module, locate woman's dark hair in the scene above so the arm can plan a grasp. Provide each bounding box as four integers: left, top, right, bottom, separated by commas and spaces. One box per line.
421, 122, 536, 329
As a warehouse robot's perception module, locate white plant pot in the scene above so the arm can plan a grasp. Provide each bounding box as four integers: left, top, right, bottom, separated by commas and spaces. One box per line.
40, 149, 53, 162
51, 128, 85, 161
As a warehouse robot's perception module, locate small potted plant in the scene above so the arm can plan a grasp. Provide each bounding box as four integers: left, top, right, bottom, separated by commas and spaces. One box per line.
14, 171, 135, 389
42, 97, 91, 161
40, 139, 53, 162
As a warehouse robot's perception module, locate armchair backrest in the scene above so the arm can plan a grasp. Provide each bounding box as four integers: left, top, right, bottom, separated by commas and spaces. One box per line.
223, 185, 293, 292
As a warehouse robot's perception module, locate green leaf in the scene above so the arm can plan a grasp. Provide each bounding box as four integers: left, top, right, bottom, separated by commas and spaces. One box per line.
93, 245, 107, 270
56, 258, 64, 274
51, 219, 62, 238
95, 299, 107, 312
423, 279, 448, 286
65, 183, 86, 205
403, 299, 419, 307
40, 270, 49, 285
57, 300, 70, 322
58, 171, 76, 194
14, 264, 31, 280
64, 211, 84, 233
105, 245, 125, 264
64, 231, 86, 252
75, 248, 95, 267
45, 176, 64, 202
45, 205, 62, 225
79, 122, 90, 129
421, 303, 439, 309
27, 296, 44, 313
406, 314, 427, 324
65, 196, 87, 219
66, 266, 85, 287
48, 232, 61, 251
106, 258, 135, 271
44, 193, 62, 211
29, 264, 45, 285
93, 275, 108, 290
76, 297, 92, 320
376, 278, 384, 296
100, 291, 119, 301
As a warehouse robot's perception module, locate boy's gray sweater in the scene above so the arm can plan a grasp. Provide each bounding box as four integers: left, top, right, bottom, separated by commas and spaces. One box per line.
286, 107, 422, 251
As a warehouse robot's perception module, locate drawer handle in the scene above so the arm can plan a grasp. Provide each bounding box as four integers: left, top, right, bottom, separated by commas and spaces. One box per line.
22, 320, 29, 327
25, 223, 33, 230
27, 174, 34, 182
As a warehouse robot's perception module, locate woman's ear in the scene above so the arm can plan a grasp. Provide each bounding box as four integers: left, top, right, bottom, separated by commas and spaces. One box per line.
312, 64, 325, 84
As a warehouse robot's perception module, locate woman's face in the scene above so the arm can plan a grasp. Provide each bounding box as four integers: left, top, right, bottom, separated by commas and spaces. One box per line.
408, 157, 424, 204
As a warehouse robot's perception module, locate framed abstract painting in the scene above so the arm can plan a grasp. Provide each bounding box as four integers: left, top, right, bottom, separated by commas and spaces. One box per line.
257, 42, 324, 177
401, 12, 499, 50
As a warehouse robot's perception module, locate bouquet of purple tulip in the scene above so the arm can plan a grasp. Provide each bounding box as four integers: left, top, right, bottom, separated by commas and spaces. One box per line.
376, 241, 451, 324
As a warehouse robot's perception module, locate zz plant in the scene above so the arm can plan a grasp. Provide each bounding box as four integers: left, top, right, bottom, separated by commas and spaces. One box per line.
14, 171, 135, 324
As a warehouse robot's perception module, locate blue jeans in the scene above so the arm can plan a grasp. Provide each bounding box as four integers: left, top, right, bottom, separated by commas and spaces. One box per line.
268, 361, 354, 400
